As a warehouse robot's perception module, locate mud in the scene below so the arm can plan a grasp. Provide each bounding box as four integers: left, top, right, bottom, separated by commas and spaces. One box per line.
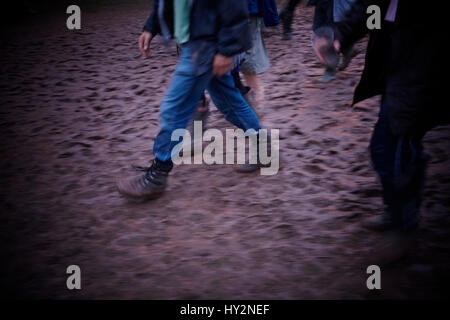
0, 2, 449, 299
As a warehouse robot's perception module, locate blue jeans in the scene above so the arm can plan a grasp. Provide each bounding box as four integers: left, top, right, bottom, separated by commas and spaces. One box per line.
370, 99, 427, 231
153, 44, 261, 161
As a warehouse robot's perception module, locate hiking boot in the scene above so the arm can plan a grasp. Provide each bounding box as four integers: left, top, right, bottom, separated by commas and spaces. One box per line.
361, 213, 397, 232
116, 159, 173, 200
366, 230, 417, 266
234, 133, 276, 173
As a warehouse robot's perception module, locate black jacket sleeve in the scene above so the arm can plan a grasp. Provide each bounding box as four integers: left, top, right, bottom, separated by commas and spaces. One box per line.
334, 0, 387, 50
216, 0, 252, 57
143, 0, 161, 36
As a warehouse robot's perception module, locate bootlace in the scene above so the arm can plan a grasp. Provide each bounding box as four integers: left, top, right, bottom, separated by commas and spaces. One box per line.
132, 160, 169, 183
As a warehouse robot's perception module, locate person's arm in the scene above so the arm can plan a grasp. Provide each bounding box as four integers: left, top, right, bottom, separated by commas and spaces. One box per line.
139, 0, 160, 58
216, 0, 252, 58
143, 0, 161, 37
333, 0, 384, 50
314, 0, 383, 64
213, 0, 252, 76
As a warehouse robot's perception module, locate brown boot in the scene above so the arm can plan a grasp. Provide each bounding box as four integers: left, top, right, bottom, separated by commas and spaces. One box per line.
116, 159, 172, 200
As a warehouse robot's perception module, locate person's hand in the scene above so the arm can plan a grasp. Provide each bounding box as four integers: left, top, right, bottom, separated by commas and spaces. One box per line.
138, 31, 153, 58
314, 37, 341, 65
333, 40, 341, 52
213, 54, 233, 77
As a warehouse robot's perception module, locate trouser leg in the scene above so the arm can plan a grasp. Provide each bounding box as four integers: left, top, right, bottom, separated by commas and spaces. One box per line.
370, 100, 427, 231
153, 46, 211, 161
207, 73, 261, 131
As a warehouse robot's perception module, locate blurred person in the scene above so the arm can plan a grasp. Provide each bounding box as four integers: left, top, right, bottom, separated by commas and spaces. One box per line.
314, 0, 448, 264
312, 0, 358, 81
117, 0, 265, 200
187, 55, 249, 149
308, 0, 337, 82
308, 0, 333, 31
333, 0, 358, 70
279, 0, 303, 40
232, 53, 260, 118
188, 53, 249, 134
240, 0, 279, 118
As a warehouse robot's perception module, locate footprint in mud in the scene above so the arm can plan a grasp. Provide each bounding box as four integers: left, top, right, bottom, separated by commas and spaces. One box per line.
58, 152, 75, 158
120, 127, 139, 135
303, 164, 325, 174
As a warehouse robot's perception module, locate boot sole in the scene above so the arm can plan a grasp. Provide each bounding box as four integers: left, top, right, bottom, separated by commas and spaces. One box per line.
116, 183, 165, 201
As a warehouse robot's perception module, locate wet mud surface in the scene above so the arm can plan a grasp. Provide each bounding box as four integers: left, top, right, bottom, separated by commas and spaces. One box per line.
0, 3, 449, 299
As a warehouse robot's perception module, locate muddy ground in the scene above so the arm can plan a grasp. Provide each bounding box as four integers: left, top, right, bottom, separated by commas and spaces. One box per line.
0, 2, 449, 299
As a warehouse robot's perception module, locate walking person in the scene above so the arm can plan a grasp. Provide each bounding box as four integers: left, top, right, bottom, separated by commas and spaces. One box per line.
240, 0, 279, 119
314, 0, 448, 264
117, 0, 266, 200
308, 0, 337, 82
279, 0, 303, 40
332, 0, 358, 70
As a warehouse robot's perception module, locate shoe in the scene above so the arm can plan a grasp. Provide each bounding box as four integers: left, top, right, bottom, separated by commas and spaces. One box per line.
339, 47, 358, 71
282, 32, 294, 40
320, 67, 337, 83
366, 230, 417, 266
234, 160, 269, 173
361, 213, 397, 232
234, 133, 274, 173
116, 159, 172, 200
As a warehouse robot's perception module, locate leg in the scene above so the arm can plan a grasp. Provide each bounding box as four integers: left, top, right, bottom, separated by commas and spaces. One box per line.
207, 72, 261, 131
208, 73, 274, 174
280, 0, 302, 38
153, 46, 211, 161
313, 1, 338, 81
117, 46, 212, 200
231, 70, 250, 97
339, 43, 357, 71
285, 0, 302, 12
241, 16, 269, 106
370, 100, 402, 227
242, 72, 264, 103
312, 0, 333, 31
369, 99, 427, 231
393, 134, 427, 230
365, 100, 427, 265
233, 70, 260, 119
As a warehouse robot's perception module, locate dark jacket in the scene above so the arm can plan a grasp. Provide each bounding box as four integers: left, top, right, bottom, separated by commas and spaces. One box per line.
143, 0, 251, 75
335, 0, 447, 135
307, 0, 331, 6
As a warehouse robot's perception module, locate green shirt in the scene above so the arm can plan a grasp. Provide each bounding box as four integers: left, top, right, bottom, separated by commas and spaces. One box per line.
174, 0, 190, 44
